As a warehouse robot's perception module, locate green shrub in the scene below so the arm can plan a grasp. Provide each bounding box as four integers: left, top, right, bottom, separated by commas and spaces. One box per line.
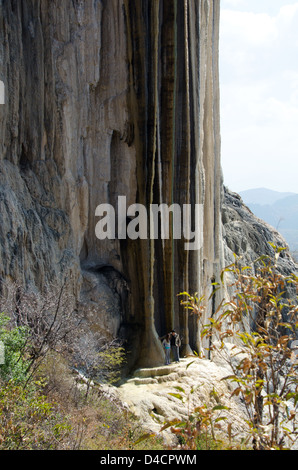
0, 313, 30, 383
0, 379, 75, 450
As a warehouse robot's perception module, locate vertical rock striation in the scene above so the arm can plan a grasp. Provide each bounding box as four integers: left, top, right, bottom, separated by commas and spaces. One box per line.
0, 1, 223, 370
122, 0, 223, 365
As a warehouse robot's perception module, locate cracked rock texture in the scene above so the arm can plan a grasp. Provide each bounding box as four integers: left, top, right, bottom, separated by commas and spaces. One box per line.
222, 187, 296, 272
116, 357, 248, 444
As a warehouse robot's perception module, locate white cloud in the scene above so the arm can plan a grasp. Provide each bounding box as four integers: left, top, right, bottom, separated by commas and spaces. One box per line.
220, 1, 298, 193
220, 10, 278, 47
278, 3, 298, 22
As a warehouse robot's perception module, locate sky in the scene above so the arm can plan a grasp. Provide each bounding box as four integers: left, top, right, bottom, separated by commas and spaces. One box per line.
219, 0, 298, 194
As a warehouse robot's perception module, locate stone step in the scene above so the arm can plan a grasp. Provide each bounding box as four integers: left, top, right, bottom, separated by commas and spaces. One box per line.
126, 358, 198, 385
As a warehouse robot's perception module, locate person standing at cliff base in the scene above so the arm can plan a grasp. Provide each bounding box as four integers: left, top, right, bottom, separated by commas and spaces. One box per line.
170, 330, 181, 363
162, 334, 171, 365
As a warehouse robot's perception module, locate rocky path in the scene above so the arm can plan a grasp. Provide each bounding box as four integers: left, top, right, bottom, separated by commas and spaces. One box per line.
116, 357, 248, 443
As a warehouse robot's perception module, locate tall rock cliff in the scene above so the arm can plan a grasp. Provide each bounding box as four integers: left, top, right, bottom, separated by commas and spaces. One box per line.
0, 0, 223, 370
222, 187, 297, 273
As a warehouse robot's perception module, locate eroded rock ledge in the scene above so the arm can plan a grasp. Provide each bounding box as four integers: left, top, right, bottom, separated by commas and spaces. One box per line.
116, 356, 248, 445
222, 186, 297, 274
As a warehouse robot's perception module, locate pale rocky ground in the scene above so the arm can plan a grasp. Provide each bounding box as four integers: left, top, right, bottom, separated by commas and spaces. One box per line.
115, 355, 249, 446
77, 346, 298, 449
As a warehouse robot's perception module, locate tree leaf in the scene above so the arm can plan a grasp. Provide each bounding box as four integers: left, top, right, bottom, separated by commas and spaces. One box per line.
134, 433, 156, 445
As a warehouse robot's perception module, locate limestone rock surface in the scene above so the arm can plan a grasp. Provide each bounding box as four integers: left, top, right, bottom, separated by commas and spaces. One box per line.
116, 357, 248, 444
222, 186, 297, 274
222, 186, 298, 330
0, 0, 223, 371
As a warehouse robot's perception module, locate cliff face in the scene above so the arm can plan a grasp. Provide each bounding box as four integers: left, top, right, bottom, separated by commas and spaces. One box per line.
0, 0, 223, 370
222, 187, 296, 270
222, 187, 297, 281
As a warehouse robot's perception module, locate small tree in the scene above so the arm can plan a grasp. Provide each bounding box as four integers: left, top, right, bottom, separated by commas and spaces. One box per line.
180, 244, 298, 450
158, 386, 231, 450
0, 379, 76, 450
0, 313, 30, 383
0, 280, 83, 384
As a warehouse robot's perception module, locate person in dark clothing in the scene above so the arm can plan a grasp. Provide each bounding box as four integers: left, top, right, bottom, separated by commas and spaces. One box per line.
170, 330, 181, 362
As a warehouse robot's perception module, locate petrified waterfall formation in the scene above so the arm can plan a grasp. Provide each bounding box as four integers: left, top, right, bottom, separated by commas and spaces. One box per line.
0, 1, 223, 369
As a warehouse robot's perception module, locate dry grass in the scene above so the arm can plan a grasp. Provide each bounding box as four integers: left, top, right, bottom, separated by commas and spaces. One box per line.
36, 351, 165, 450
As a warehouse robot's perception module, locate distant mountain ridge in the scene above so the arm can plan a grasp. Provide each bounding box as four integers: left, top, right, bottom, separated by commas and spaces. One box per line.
239, 188, 298, 254
239, 188, 297, 205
